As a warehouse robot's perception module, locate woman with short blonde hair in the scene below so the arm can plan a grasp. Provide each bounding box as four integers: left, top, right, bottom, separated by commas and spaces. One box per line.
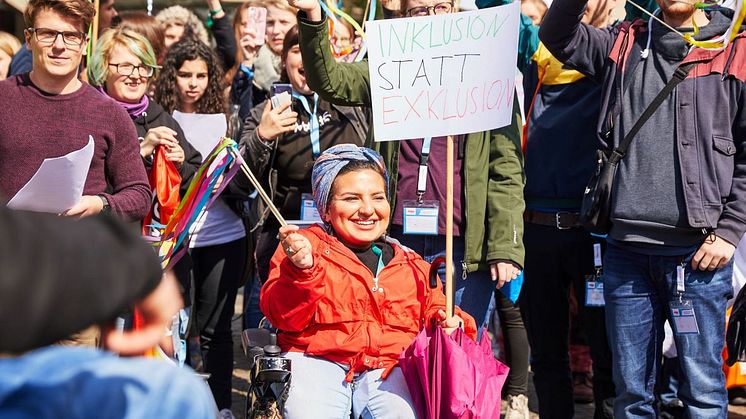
0, 31, 21, 80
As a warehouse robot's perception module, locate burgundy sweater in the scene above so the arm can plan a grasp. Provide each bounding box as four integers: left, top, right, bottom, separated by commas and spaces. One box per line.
0, 74, 151, 220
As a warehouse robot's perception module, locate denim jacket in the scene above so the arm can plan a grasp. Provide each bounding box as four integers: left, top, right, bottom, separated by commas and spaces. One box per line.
540, 0, 746, 246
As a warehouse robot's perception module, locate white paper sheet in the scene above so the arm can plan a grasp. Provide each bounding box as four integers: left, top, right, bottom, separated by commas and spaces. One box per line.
8, 136, 95, 214
172, 111, 227, 159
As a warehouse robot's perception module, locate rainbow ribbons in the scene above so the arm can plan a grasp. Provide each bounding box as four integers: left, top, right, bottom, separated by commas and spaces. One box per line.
153, 137, 242, 269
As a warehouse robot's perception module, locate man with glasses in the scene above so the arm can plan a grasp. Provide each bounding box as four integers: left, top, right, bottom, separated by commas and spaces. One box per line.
0, 0, 150, 223
9, 0, 119, 77
0, 0, 151, 347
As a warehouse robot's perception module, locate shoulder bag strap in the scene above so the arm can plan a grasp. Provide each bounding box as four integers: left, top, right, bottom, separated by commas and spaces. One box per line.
615, 61, 696, 158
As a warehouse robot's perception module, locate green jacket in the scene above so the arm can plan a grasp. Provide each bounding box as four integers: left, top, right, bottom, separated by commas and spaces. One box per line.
298, 13, 526, 271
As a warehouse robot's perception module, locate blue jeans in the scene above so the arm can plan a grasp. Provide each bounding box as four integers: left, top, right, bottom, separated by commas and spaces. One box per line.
603, 243, 733, 418
243, 277, 264, 330
282, 352, 416, 419
0, 346, 216, 418
390, 227, 496, 337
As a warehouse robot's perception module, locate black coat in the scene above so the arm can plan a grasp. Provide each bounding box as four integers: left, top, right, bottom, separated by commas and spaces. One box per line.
133, 100, 202, 196
0, 206, 161, 353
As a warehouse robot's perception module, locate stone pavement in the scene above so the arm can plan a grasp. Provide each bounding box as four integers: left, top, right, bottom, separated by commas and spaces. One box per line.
229, 289, 746, 419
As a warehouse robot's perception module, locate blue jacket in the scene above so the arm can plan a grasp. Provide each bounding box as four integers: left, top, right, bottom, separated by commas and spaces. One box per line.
540, 0, 746, 246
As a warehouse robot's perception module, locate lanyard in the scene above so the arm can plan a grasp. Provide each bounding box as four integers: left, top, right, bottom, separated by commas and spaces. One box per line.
292, 92, 320, 159
371, 244, 385, 293
416, 137, 433, 203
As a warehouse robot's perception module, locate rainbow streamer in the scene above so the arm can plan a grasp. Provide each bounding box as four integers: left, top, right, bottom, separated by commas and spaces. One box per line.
153, 138, 242, 269
686, 0, 746, 50
320, 0, 376, 62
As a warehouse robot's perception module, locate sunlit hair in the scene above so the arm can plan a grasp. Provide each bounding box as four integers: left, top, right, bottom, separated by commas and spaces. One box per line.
154, 37, 226, 114
24, 0, 95, 32
265, 0, 298, 16
278, 25, 300, 84
119, 11, 166, 64
87, 27, 159, 87
0, 31, 21, 58
155, 5, 209, 46
225, 0, 262, 84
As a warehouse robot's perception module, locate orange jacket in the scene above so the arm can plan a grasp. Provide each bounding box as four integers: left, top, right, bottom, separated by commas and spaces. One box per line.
261, 225, 478, 381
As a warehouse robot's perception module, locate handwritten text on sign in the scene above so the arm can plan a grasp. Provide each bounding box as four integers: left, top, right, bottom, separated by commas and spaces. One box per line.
367, 3, 520, 141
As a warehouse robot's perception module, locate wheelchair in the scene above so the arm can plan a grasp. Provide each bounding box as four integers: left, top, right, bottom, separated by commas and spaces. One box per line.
241, 320, 291, 419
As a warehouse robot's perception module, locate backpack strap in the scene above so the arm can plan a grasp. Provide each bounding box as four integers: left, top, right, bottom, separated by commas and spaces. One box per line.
608, 19, 647, 68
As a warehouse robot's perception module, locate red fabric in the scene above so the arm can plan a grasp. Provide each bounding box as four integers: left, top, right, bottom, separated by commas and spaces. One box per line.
142, 146, 181, 235
260, 224, 477, 380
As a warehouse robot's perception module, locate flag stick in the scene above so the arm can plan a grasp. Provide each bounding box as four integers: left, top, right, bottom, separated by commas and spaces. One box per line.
445, 134, 455, 318
227, 147, 288, 227
91, 0, 100, 47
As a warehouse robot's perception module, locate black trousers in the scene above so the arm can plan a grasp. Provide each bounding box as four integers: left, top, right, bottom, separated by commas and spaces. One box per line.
189, 237, 247, 410
520, 223, 614, 419
495, 291, 530, 396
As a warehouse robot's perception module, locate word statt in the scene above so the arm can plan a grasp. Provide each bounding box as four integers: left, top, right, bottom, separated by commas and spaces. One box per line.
367, 2, 520, 141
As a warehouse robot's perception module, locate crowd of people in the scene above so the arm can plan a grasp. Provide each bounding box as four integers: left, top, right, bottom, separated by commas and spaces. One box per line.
1, 0, 746, 417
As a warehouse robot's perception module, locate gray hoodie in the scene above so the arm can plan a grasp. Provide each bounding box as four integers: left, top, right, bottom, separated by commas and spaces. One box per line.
609, 11, 732, 252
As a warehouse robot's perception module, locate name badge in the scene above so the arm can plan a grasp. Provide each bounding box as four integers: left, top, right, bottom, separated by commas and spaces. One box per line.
300, 193, 322, 222
670, 299, 699, 335
585, 274, 605, 307
402, 200, 439, 235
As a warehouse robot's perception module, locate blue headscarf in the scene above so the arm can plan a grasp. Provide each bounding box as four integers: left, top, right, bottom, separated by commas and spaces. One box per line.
311, 144, 389, 218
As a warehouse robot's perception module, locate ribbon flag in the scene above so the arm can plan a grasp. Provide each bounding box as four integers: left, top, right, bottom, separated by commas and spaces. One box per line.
321, 0, 376, 62
627, 0, 746, 50
150, 138, 242, 270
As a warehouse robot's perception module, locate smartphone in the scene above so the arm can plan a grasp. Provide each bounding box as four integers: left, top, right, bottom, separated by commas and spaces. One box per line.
270, 83, 293, 114
247, 7, 267, 46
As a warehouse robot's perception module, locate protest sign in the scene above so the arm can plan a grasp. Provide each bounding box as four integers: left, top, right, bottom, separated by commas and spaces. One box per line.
366, 2, 520, 141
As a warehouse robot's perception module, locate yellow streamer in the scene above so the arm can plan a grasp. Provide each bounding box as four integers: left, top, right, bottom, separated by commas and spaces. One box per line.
325, 0, 367, 39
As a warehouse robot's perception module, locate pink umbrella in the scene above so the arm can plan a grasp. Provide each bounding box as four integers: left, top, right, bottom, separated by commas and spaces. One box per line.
400, 325, 510, 419
400, 135, 509, 418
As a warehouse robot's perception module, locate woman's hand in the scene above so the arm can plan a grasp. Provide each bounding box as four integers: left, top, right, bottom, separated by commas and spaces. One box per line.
278, 225, 314, 269
163, 143, 185, 167
436, 309, 464, 335
239, 26, 261, 67
490, 261, 521, 289
256, 101, 298, 142
288, 0, 323, 20
141, 126, 178, 158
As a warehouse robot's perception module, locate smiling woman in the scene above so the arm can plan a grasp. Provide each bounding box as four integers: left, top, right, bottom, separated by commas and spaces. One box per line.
260, 144, 477, 418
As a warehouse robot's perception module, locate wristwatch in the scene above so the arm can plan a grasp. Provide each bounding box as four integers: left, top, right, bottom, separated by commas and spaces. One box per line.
98, 194, 112, 215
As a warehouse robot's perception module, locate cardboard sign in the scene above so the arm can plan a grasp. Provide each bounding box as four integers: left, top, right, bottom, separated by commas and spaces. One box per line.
366, 3, 520, 141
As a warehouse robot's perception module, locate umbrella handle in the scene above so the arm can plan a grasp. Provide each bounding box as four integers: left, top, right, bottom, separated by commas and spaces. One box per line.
428, 256, 446, 289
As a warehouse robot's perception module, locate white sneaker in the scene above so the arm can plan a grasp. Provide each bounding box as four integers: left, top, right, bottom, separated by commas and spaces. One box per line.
504, 394, 529, 419
219, 408, 236, 419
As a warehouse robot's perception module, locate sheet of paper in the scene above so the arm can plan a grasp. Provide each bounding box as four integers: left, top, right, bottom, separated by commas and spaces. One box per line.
172, 111, 228, 160
7, 136, 95, 214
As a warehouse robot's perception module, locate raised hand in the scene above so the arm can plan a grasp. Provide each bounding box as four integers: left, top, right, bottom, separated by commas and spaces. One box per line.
256, 100, 298, 142
278, 224, 314, 269
288, 0, 323, 21
141, 126, 178, 158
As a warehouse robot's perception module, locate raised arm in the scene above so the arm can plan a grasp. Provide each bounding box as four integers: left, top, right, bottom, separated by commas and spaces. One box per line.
539, 0, 616, 82
293, 0, 372, 107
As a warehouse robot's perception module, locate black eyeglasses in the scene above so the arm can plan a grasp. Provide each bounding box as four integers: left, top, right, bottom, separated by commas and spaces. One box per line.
406, 2, 453, 17
27, 28, 86, 49
108, 63, 156, 78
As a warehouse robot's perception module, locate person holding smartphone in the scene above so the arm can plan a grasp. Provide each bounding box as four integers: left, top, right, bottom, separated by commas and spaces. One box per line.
239, 26, 369, 286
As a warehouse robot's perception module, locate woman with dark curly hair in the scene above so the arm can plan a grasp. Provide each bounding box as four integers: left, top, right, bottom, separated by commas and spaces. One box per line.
155, 39, 226, 115
154, 37, 247, 418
